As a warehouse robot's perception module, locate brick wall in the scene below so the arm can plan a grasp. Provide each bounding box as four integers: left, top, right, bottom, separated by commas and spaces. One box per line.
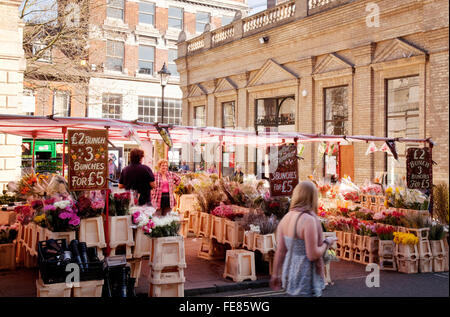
0, 0, 25, 190
177, 0, 449, 184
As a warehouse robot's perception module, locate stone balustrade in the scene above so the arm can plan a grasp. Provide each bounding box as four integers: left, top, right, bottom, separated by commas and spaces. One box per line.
179, 0, 355, 57
212, 24, 235, 46
243, 0, 296, 34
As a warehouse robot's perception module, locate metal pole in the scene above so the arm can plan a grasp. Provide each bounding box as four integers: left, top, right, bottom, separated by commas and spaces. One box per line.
105, 126, 110, 257
429, 141, 434, 217
161, 85, 165, 124
62, 127, 67, 177
32, 137, 36, 169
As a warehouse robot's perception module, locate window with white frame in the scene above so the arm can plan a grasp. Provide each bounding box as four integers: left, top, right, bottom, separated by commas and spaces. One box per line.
168, 7, 183, 30
106, 40, 124, 71
102, 94, 122, 119
138, 45, 154, 75
138, 96, 181, 124
168, 49, 178, 77
221, 15, 233, 26
53, 91, 70, 117
107, 0, 124, 20
32, 43, 52, 63
194, 105, 206, 127
139, 1, 155, 25
196, 11, 210, 33
23, 89, 36, 115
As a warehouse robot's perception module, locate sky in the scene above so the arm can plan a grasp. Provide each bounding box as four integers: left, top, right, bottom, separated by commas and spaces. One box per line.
248, 0, 267, 15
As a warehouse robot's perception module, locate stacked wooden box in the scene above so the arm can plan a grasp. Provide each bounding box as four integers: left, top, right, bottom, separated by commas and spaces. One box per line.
198, 237, 226, 260
352, 234, 364, 263
342, 232, 354, 261
379, 240, 397, 271
335, 231, 344, 259
108, 215, 134, 259
395, 242, 419, 274
36, 278, 104, 297
361, 236, 379, 264
148, 235, 186, 297
79, 216, 106, 260
407, 228, 432, 273
223, 249, 256, 282
430, 239, 447, 272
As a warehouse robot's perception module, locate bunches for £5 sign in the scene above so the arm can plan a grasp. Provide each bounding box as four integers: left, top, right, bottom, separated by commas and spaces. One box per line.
68, 129, 108, 191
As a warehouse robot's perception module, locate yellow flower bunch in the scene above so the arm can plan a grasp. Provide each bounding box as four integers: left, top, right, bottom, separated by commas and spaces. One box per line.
33, 214, 46, 225
393, 232, 419, 245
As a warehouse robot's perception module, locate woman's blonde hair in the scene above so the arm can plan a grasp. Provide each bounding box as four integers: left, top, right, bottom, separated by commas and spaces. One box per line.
157, 159, 169, 171
290, 181, 318, 213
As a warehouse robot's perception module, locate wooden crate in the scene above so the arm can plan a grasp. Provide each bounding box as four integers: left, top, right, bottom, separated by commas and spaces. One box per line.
352, 247, 363, 263
72, 279, 104, 297
148, 282, 184, 297
262, 251, 274, 275
444, 236, 449, 271
79, 216, 106, 249
406, 228, 430, 241
223, 249, 256, 282
30, 225, 46, 257
108, 216, 135, 249
343, 232, 353, 249
363, 236, 378, 253
187, 210, 199, 235
223, 219, 244, 249
148, 235, 186, 270
433, 256, 446, 272
335, 231, 344, 244
23, 223, 35, 252
44, 229, 76, 245
210, 216, 225, 243
419, 258, 433, 273
149, 266, 185, 284
24, 248, 38, 268
335, 244, 343, 259
395, 243, 418, 260
0, 242, 16, 270
127, 258, 143, 286
197, 212, 211, 238
179, 194, 199, 214
15, 240, 26, 267
417, 240, 432, 259
178, 218, 189, 238
379, 256, 397, 271
379, 240, 395, 259
342, 246, 353, 261
353, 234, 364, 250
0, 211, 16, 225
133, 228, 152, 258
253, 233, 276, 254
397, 259, 418, 274
360, 194, 368, 207
361, 250, 378, 265
430, 240, 446, 257
243, 231, 255, 251
36, 278, 72, 297
197, 237, 226, 261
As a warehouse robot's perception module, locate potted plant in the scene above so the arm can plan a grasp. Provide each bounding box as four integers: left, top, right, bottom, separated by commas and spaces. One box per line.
429, 222, 447, 272
108, 191, 134, 258
393, 232, 419, 274
43, 197, 79, 242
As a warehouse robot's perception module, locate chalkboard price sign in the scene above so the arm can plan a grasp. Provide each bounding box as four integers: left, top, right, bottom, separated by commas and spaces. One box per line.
68, 129, 108, 191
269, 144, 299, 197
406, 147, 432, 189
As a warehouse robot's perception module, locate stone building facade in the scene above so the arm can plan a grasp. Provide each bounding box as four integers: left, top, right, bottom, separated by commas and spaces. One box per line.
176, 0, 449, 184
0, 0, 26, 190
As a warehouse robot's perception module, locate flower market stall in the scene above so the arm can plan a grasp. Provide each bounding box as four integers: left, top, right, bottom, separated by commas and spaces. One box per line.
0, 114, 447, 297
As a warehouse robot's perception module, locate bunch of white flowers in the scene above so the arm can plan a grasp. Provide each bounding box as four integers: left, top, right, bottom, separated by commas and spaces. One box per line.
54, 200, 71, 209
249, 224, 261, 233
152, 211, 181, 228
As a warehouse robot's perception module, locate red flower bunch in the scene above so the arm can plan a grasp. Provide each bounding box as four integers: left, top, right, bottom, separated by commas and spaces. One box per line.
343, 192, 359, 202
15, 205, 34, 225
212, 204, 242, 220
375, 225, 395, 240
339, 207, 350, 216
114, 192, 131, 201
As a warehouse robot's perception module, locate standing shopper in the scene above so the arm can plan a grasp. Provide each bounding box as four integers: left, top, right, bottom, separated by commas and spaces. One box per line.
151, 159, 181, 216
270, 181, 337, 297
119, 149, 155, 206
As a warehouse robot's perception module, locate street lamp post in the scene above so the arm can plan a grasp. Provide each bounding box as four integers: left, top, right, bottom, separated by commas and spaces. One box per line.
158, 62, 171, 123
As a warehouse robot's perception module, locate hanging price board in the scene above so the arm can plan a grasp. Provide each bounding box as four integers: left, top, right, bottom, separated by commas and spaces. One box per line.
269, 144, 299, 197
406, 147, 432, 189
68, 129, 108, 191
